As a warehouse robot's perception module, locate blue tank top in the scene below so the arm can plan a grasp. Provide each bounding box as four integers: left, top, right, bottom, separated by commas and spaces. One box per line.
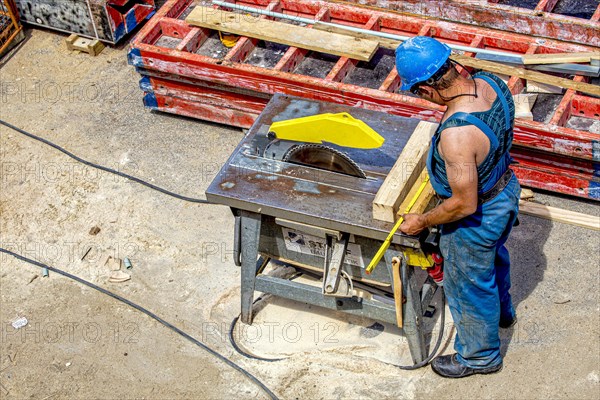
426, 72, 515, 198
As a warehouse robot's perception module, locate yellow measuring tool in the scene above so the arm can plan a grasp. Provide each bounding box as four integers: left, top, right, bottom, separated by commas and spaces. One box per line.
366, 175, 430, 274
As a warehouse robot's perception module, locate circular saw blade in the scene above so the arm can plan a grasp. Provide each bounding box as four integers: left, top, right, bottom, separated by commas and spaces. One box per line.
282, 144, 367, 179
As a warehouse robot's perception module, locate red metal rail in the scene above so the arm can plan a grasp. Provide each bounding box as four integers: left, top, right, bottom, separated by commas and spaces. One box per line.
335, 0, 600, 47
129, 0, 600, 200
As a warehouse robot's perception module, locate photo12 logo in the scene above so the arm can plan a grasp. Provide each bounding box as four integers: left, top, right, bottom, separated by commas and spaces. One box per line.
222, 320, 340, 345
1, 321, 139, 345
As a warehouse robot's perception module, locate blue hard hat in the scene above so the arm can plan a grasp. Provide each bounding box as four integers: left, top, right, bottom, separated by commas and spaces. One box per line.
395, 36, 452, 91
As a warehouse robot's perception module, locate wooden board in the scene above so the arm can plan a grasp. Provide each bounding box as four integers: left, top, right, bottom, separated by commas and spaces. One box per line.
313, 22, 400, 51
519, 200, 600, 231
522, 52, 600, 65
373, 121, 437, 222
185, 6, 379, 61
391, 257, 403, 328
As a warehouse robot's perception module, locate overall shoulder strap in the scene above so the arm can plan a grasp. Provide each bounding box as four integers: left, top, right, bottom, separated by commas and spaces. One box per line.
443, 112, 499, 150
476, 74, 512, 131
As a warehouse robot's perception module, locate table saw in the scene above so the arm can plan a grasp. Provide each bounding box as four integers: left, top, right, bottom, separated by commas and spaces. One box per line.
206, 94, 442, 363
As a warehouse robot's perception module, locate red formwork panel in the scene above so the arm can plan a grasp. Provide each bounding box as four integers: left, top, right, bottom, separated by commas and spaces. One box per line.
144, 91, 261, 128
129, 0, 600, 200
138, 73, 599, 198
335, 0, 600, 47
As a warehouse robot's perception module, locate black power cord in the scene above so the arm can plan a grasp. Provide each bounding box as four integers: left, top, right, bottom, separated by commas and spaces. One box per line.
0, 248, 279, 400
396, 288, 445, 370
0, 119, 214, 204
229, 296, 286, 363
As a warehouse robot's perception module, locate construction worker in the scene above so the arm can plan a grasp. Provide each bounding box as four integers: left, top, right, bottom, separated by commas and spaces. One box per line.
395, 36, 520, 378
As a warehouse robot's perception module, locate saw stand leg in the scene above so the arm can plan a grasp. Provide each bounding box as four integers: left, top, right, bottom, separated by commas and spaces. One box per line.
239, 211, 264, 325
385, 253, 426, 364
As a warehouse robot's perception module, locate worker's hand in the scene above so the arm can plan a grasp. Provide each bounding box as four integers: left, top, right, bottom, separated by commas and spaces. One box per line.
399, 213, 426, 236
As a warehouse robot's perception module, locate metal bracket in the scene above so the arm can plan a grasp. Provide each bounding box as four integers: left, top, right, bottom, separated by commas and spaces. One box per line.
322, 232, 353, 297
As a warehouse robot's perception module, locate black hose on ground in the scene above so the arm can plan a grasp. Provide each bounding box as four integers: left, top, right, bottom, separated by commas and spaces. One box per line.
0, 119, 214, 204
0, 248, 279, 400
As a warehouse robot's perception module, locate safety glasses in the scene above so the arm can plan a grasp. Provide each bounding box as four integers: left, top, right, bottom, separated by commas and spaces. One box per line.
410, 84, 425, 96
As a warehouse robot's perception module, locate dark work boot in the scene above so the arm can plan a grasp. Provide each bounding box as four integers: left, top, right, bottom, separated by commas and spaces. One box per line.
500, 315, 517, 329
431, 354, 503, 378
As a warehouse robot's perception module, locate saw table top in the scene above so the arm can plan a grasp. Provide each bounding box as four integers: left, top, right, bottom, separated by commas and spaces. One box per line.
206, 94, 424, 246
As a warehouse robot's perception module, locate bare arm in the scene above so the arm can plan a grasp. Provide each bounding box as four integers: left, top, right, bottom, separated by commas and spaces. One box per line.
400, 125, 482, 235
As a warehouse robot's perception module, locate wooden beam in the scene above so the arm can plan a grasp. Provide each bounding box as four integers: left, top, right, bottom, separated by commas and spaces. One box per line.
522, 52, 600, 65
312, 22, 400, 51
519, 201, 600, 231
451, 55, 600, 97
373, 121, 437, 222
185, 6, 379, 61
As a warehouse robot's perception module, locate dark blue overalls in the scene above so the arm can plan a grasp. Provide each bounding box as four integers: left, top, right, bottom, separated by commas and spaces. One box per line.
426, 72, 521, 368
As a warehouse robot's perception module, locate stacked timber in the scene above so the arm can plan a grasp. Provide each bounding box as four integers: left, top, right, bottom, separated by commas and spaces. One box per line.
128, 0, 600, 201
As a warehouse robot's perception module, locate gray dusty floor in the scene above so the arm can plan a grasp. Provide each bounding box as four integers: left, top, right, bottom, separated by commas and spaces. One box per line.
0, 29, 599, 400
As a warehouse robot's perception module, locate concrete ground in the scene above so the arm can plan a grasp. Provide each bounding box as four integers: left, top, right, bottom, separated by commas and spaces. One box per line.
0, 28, 599, 400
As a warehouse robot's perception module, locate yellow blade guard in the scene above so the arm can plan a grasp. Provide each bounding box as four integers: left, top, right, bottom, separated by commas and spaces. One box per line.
269, 112, 385, 149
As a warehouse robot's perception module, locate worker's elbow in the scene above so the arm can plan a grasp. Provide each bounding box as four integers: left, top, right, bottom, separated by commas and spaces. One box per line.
459, 198, 478, 216
462, 203, 478, 217
452, 196, 478, 217
447, 192, 478, 218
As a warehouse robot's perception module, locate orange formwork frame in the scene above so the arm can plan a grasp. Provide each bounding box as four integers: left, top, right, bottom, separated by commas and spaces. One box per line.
0, 0, 22, 55
129, 0, 600, 200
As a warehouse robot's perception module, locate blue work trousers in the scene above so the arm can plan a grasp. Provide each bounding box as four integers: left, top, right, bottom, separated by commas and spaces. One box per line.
440, 174, 520, 368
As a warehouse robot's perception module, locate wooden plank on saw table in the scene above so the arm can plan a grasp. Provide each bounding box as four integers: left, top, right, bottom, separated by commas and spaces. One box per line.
522, 52, 600, 65
185, 6, 379, 61
373, 121, 437, 223
519, 201, 600, 231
